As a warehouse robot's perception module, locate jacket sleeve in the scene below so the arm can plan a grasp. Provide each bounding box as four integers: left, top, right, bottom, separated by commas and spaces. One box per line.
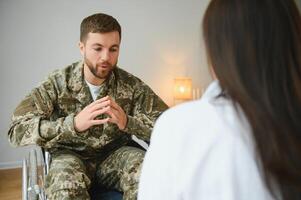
8, 78, 84, 149
123, 83, 168, 142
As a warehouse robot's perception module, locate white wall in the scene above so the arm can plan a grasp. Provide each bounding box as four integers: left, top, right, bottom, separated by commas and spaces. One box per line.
0, 0, 212, 168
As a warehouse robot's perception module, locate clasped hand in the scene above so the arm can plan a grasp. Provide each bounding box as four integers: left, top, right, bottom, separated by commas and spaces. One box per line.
74, 96, 127, 132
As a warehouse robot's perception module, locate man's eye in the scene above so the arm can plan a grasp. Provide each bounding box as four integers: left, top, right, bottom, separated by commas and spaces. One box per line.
94, 48, 102, 51
110, 48, 118, 52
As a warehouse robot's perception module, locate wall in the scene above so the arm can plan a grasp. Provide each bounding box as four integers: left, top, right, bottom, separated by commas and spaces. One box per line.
0, 0, 212, 168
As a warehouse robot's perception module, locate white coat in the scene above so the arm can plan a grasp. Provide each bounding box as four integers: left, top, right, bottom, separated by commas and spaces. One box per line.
138, 81, 277, 200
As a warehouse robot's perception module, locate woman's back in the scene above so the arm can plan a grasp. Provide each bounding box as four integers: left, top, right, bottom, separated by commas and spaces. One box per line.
139, 81, 277, 200
139, 0, 301, 199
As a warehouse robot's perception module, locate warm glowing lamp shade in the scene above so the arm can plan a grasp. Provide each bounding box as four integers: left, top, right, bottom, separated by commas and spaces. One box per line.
174, 78, 192, 100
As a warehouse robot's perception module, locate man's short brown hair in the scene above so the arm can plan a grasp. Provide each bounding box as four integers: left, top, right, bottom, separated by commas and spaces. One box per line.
80, 13, 121, 43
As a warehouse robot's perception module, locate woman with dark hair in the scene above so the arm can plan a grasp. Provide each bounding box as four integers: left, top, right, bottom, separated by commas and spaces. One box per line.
138, 0, 301, 199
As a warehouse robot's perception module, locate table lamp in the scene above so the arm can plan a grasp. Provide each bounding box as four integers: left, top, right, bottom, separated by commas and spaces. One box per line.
174, 77, 192, 105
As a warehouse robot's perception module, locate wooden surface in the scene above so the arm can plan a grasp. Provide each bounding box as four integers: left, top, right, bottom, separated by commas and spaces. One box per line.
0, 168, 22, 200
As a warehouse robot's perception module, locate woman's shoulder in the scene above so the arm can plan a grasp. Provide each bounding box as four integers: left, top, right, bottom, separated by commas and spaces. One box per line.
151, 81, 254, 164
156, 98, 219, 133
158, 80, 250, 141
155, 83, 232, 139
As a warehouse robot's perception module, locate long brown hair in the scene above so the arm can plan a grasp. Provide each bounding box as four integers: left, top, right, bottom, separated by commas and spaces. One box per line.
203, 0, 301, 199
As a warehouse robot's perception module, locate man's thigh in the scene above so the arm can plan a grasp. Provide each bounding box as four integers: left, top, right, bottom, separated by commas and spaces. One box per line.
95, 146, 145, 191
45, 152, 91, 199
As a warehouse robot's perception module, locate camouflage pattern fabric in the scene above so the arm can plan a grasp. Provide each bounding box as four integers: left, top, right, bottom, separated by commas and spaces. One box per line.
95, 146, 145, 200
45, 151, 91, 200
45, 146, 144, 200
8, 60, 168, 199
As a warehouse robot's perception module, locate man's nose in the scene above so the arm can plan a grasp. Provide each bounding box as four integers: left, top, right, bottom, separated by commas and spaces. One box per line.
100, 50, 110, 61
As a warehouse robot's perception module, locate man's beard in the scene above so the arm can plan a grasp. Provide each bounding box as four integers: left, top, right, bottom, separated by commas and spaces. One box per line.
84, 55, 115, 80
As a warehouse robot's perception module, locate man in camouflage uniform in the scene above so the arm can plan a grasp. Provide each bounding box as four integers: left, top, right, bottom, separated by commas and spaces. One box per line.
8, 13, 168, 200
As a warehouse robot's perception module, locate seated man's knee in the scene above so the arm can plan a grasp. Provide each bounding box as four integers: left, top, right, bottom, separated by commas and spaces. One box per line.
119, 147, 145, 187
97, 146, 145, 187
45, 153, 91, 199
120, 147, 145, 200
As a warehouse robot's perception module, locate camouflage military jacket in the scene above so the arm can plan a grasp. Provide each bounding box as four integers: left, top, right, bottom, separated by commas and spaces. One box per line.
8, 61, 168, 158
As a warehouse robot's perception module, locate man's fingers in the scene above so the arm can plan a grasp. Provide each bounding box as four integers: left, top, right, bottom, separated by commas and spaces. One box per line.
86, 96, 110, 109
90, 106, 110, 119
108, 117, 117, 124
94, 96, 109, 104
106, 109, 118, 123
106, 97, 122, 112
90, 100, 110, 112
88, 96, 121, 112
90, 118, 110, 126
83, 96, 125, 128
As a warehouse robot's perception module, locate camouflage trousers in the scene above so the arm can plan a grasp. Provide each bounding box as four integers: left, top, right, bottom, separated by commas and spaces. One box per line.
45, 146, 145, 200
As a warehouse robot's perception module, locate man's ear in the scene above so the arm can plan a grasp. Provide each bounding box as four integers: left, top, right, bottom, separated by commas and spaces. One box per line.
78, 41, 85, 57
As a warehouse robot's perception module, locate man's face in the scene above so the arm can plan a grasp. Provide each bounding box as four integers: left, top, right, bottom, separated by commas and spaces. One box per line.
79, 31, 120, 80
